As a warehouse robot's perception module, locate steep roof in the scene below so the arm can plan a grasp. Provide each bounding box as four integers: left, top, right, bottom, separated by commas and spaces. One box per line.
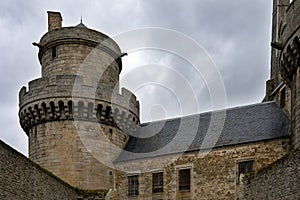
116, 102, 290, 162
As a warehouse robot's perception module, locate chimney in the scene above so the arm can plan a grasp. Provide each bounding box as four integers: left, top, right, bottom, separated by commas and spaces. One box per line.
47, 11, 63, 31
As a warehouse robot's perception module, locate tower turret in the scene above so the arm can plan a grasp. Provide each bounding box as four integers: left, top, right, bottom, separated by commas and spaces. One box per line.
19, 11, 140, 190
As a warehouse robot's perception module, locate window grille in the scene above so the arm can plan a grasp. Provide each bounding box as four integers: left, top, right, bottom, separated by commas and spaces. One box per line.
238, 160, 254, 175
152, 172, 163, 193
128, 175, 139, 196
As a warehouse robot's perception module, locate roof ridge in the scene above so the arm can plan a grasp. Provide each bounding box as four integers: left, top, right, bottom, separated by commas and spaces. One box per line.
140, 101, 277, 125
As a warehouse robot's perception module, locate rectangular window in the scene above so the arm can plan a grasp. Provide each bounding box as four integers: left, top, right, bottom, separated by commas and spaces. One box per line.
178, 168, 190, 191
128, 175, 139, 196
152, 172, 163, 193
238, 160, 254, 175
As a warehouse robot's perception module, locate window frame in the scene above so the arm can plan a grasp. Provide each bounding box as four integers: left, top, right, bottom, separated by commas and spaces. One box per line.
152, 172, 164, 193
238, 160, 254, 175
178, 168, 191, 191
128, 175, 139, 197
237, 159, 254, 185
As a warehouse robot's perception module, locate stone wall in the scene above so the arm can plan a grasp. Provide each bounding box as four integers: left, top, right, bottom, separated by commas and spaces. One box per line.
241, 149, 300, 200
0, 140, 108, 200
0, 140, 78, 200
108, 138, 290, 200
276, 0, 300, 149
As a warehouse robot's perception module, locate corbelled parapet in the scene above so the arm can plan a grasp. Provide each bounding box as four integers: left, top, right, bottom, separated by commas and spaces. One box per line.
19, 81, 140, 137
280, 36, 300, 84
279, 0, 300, 83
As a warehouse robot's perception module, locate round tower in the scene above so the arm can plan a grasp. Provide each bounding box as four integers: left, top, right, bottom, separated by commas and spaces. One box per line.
18, 11, 140, 190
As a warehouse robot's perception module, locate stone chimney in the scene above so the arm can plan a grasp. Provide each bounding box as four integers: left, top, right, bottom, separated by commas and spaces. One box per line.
47, 11, 63, 31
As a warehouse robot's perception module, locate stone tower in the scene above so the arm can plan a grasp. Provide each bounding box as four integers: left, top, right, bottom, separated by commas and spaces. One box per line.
266, 0, 300, 149
18, 11, 140, 190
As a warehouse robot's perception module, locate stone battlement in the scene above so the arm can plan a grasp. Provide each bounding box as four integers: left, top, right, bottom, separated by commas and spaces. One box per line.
19, 97, 139, 136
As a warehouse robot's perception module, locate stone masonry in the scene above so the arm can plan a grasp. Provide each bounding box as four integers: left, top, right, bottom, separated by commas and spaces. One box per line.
242, 149, 300, 200
242, 1, 300, 199
18, 11, 140, 190
0, 140, 107, 200
108, 138, 290, 200
0, 140, 78, 200
1, 1, 297, 199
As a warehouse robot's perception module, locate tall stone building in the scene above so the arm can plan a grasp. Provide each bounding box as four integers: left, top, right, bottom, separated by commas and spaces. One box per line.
265, 0, 300, 150
0, 0, 299, 199
242, 0, 300, 199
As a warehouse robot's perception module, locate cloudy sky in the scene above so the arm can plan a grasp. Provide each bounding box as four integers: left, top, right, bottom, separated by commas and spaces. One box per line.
0, 0, 273, 156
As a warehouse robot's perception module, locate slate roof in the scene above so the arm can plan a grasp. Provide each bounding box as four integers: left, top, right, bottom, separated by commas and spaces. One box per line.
116, 102, 290, 162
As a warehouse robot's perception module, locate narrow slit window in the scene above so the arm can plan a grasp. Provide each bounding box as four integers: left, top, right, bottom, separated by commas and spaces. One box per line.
280, 88, 286, 108
52, 46, 57, 58
109, 128, 113, 138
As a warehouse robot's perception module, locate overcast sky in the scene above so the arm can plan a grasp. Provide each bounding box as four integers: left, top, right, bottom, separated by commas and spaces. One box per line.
0, 0, 273, 156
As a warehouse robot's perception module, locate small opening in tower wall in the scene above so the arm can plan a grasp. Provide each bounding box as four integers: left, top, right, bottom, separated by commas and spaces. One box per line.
280, 88, 286, 108
52, 46, 57, 58
109, 128, 113, 138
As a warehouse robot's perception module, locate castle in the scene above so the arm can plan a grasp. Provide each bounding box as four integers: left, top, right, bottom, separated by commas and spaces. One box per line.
1, 0, 300, 199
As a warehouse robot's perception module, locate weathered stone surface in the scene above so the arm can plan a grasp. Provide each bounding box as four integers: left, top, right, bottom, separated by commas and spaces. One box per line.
9, 0, 300, 198
108, 138, 290, 200
18, 11, 140, 191
241, 149, 300, 200
243, 1, 300, 200
268, 0, 300, 149
0, 140, 78, 200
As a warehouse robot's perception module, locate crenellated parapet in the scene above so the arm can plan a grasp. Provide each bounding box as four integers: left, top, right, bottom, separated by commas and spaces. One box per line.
19, 75, 139, 114
278, 0, 300, 85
